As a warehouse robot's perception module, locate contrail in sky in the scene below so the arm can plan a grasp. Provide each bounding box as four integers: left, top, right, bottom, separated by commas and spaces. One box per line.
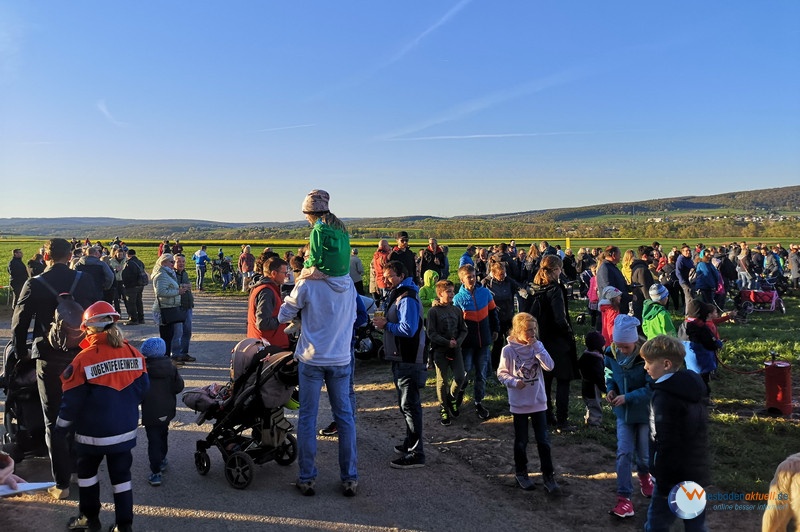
256, 123, 316, 133
389, 131, 593, 141
378, 67, 590, 140
96, 100, 128, 127
310, 1, 471, 100
389, 0, 472, 64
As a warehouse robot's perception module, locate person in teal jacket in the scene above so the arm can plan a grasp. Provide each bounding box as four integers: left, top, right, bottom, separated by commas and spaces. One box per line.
641, 283, 677, 340
604, 314, 653, 519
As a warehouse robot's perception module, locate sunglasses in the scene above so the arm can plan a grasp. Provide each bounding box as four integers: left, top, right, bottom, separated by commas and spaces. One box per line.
399, 239, 408, 243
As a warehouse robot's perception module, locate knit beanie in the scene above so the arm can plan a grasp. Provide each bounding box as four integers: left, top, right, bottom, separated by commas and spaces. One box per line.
301, 189, 330, 214
649, 283, 669, 301
140, 337, 167, 358
601, 286, 623, 301
613, 315, 640, 343
584, 330, 605, 353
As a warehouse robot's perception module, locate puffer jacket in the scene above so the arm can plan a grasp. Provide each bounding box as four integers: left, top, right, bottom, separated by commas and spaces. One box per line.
604, 343, 652, 424
152, 266, 180, 309
141, 356, 185, 426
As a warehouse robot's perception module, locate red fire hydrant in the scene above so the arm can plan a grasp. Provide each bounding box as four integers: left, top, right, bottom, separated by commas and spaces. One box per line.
765, 351, 793, 415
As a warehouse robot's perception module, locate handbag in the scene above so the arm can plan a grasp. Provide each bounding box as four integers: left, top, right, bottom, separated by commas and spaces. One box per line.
160, 305, 187, 325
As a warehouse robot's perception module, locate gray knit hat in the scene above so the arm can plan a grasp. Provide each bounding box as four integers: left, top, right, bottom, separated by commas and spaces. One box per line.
301, 189, 330, 214
649, 283, 669, 301
613, 315, 640, 343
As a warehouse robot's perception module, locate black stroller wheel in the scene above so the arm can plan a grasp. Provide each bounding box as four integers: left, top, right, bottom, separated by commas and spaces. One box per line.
274, 434, 297, 466
194, 451, 211, 476
225, 451, 255, 489
741, 301, 754, 315
778, 299, 786, 314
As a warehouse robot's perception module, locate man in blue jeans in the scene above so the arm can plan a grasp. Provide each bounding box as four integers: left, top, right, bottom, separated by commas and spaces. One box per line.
278, 272, 358, 496
373, 260, 427, 469
192, 245, 211, 291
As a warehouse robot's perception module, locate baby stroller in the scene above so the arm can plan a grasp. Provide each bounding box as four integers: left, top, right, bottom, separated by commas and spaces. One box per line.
1, 339, 47, 463
183, 338, 298, 489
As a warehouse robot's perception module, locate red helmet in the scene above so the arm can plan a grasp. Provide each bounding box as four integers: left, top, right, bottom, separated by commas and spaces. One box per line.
82, 301, 120, 330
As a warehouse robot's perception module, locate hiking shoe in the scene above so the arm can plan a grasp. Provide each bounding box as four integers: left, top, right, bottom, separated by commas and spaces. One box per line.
319, 422, 338, 437
515, 473, 535, 491
159, 458, 168, 472
49, 485, 70, 500
475, 402, 490, 420
122, 320, 138, 326
440, 406, 452, 426
450, 398, 460, 418
556, 422, 577, 434
393, 444, 409, 455
171, 357, 185, 366
296, 479, 315, 496
67, 514, 101, 531
108, 525, 132, 532
543, 474, 561, 495
342, 480, 358, 497
148, 472, 162, 486
639, 472, 654, 498
182, 355, 196, 362
610, 496, 634, 518
390, 454, 425, 469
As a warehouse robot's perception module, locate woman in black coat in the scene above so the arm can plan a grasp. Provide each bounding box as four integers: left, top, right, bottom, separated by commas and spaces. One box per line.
527, 255, 579, 430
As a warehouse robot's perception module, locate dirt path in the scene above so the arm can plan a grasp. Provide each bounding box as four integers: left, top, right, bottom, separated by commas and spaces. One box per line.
0, 292, 758, 531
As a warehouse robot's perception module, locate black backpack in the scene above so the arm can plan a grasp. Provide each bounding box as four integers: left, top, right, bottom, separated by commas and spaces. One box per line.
35, 272, 86, 351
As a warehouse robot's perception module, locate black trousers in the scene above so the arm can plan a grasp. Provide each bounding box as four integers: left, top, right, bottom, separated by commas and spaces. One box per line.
37, 355, 76, 488
124, 285, 144, 322
145, 424, 169, 474
544, 372, 571, 425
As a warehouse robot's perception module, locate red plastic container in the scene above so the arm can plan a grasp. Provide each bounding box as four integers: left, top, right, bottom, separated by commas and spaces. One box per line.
765, 360, 793, 415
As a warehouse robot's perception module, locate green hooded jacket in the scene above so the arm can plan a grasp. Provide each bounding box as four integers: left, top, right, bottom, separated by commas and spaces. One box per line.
641, 299, 677, 340
418, 269, 440, 319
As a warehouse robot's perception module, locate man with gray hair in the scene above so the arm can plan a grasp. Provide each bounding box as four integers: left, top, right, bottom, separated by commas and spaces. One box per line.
74, 245, 114, 303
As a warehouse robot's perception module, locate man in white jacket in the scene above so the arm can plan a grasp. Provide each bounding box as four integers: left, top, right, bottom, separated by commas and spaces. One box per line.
278, 274, 358, 497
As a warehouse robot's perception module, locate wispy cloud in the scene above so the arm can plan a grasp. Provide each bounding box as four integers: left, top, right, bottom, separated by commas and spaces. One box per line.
0, 10, 25, 84
256, 123, 316, 133
96, 100, 128, 127
388, 0, 472, 64
378, 67, 590, 141
388, 131, 593, 141
310, 1, 471, 100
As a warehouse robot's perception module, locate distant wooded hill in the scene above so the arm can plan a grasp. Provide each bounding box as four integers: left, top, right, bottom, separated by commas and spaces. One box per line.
2, 185, 799, 241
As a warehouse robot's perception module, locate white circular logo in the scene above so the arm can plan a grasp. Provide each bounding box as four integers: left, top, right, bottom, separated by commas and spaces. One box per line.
668, 481, 707, 519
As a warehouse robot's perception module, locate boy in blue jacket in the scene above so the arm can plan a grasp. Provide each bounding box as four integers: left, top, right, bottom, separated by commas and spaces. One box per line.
604, 314, 653, 519
453, 264, 499, 420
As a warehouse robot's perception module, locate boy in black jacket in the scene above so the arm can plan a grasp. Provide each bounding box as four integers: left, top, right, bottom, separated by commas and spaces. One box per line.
640, 335, 710, 531
140, 337, 184, 487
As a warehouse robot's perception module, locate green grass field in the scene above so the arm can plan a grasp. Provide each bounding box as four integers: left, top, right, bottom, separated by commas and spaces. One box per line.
1, 237, 798, 493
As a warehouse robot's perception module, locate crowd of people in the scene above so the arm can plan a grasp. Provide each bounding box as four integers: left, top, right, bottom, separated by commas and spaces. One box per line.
6, 215, 800, 530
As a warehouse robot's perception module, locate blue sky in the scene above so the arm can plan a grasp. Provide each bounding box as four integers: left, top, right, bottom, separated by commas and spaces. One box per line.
1, 1, 798, 223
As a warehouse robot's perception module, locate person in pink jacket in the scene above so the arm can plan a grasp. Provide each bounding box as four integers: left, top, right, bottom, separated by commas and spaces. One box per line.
497, 312, 561, 495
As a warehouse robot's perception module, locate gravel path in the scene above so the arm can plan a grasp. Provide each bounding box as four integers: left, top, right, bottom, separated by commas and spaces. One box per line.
0, 291, 552, 532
